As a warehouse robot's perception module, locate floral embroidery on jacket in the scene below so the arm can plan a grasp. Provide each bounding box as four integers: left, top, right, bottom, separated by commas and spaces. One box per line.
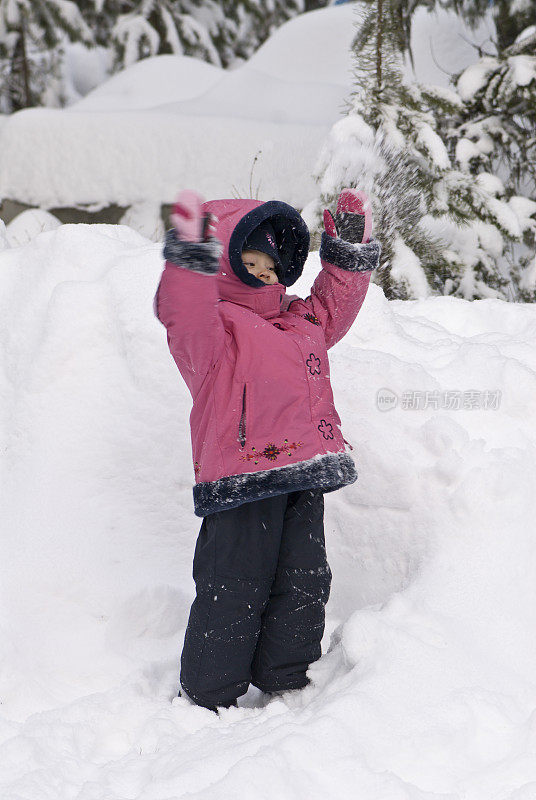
318, 420, 334, 440
194, 461, 201, 477
303, 312, 320, 326
306, 353, 321, 375
240, 439, 303, 464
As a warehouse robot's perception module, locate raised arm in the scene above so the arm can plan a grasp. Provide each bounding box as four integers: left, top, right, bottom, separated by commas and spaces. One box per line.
290, 190, 381, 349
155, 192, 225, 397
298, 235, 380, 349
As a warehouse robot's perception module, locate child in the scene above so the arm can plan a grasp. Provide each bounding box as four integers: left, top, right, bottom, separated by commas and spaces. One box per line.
155, 189, 381, 712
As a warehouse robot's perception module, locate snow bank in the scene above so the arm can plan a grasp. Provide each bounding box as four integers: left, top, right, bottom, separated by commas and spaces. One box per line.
1, 224, 536, 798
0, 5, 497, 211
71, 54, 223, 111
0, 109, 324, 209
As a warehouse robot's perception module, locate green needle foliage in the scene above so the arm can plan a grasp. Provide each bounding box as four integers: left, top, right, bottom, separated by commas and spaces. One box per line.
313, 0, 532, 300
0, 0, 92, 109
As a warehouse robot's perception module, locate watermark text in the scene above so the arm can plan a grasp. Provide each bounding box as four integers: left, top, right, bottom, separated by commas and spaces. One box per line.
376, 388, 501, 412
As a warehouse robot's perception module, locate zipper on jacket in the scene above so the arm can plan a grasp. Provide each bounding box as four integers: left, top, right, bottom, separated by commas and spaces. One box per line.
238, 385, 247, 447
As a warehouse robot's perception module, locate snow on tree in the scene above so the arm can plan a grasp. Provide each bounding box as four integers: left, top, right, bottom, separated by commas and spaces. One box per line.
225, 0, 305, 65
310, 0, 523, 300
74, 0, 122, 48
448, 27, 536, 301
112, 0, 224, 68
112, 0, 310, 71
0, 0, 92, 110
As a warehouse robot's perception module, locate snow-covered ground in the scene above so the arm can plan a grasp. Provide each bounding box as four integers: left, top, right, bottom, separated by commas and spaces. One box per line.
1, 224, 536, 799
0, 4, 494, 211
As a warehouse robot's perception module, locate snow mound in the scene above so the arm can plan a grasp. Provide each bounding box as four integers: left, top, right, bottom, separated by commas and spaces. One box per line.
70, 54, 223, 111
247, 4, 357, 85
6, 208, 61, 247
150, 66, 347, 125
1, 225, 536, 798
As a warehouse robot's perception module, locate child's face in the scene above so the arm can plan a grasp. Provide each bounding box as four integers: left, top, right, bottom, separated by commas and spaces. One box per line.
241, 249, 279, 285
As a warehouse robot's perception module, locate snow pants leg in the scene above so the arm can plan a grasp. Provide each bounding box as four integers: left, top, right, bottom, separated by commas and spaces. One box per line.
180, 489, 331, 710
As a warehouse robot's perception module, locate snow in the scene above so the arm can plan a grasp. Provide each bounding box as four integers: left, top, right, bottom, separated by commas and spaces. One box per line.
512, 0, 533, 15
5, 208, 61, 247
113, 14, 168, 68
0, 4, 501, 211
517, 24, 536, 42
472, 220, 504, 260
487, 197, 522, 239
455, 131, 494, 171
414, 120, 450, 170
119, 202, 165, 242
0, 108, 325, 209
0, 217, 7, 249
152, 66, 348, 125
244, 4, 356, 86
2, 223, 536, 797
61, 42, 112, 102
314, 113, 377, 199
475, 172, 505, 197
390, 234, 430, 298
509, 196, 536, 234
508, 55, 536, 88
457, 57, 498, 102
519, 253, 536, 292
71, 55, 222, 111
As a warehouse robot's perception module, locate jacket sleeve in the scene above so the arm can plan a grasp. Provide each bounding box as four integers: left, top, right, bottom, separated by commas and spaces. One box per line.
155, 229, 225, 397
289, 232, 381, 350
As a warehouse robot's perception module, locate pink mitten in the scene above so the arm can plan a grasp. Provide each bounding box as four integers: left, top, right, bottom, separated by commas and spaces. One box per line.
323, 189, 372, 244
171, 189, 217, 243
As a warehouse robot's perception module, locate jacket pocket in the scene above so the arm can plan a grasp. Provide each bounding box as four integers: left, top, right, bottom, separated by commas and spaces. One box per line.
238, 384, 247, 447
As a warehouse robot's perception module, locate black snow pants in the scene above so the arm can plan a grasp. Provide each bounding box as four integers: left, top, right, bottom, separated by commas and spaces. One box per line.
180, 489, 331, 710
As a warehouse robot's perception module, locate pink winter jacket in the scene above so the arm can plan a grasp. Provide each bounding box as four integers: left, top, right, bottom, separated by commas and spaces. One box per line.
155, 198, 380, 517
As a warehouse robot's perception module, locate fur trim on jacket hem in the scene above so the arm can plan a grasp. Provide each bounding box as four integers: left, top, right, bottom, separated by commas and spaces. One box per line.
320, 232, 381, 272
163, 229, 222, 274
192, 452, 358, 517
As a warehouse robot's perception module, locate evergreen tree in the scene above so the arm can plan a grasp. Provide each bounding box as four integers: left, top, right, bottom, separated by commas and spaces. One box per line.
448, 27, 536, 300
112, 0, 223, 68
312, 0, 522, 300
75, 0, 124, 49
222, 0, 305, 65
112, 0, 308, 71
0, 0, 92, 110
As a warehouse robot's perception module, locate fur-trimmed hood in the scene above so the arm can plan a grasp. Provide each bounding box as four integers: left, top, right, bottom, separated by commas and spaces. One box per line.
203, 199, 310, 297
